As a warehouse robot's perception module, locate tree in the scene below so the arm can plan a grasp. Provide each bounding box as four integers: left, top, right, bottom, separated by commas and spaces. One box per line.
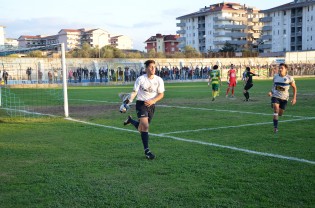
147, 49, 156, 58
183, 46, 201, 58
28, 50, 45, 58
219, 42, 236, 52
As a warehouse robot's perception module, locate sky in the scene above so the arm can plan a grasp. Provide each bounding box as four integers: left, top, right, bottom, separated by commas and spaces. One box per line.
0, 0, 291, 51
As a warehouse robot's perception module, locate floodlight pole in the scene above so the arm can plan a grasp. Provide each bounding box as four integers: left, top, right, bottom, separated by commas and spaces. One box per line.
61, 43, 69, 117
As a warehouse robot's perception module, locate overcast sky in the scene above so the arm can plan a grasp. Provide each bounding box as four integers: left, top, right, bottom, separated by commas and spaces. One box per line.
0, 0, 291, 50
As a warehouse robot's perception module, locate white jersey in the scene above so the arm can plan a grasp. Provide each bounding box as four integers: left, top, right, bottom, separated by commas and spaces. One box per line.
133, 74, 165, 101
271, 74, 295, 100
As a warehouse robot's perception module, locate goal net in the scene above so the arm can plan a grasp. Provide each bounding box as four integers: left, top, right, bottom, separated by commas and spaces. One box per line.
0, 43, 67, 118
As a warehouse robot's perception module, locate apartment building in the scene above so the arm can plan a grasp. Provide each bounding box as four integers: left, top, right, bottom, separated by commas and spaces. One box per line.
0, 26, 5, 46
260, 0, 315, 53
144, 33, 180, 53
176, 2, 263, 53
17, 28, 132, 51
110, 35, 133, 49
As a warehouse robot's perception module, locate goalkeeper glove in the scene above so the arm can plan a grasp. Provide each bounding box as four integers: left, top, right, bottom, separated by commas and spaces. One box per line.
124, 99, 130, 104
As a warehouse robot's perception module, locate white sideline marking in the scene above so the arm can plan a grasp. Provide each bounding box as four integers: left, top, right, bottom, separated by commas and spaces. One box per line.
159, 105, 306, 118
69, 98, 307, 119
65, 117, 315, 165
161, 117, 315, 135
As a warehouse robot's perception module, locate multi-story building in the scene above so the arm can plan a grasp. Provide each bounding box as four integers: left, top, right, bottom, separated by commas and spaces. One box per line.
260, 0, 315, 53
0, 26, 5, 46
110, 35, 133, 49
176, 2, 263, 53
4, 38, 18, 47
17, 28, 128, 51
144, 33, 180, 53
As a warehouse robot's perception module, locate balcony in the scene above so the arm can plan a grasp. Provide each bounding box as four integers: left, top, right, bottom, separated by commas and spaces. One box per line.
258, 44, 272, 49
261, 35, 272, 40
260, 16, 272, 22
213, 24, 247, 29
176, 22, 186, 27
250, 33, 261, 39
177, 37, 186, 42
262, 26, 272, 31
213, 16, 247, 21
248, 18, 259, 23
214, 32, 243, 37
176, 30, 186, 34
213, 40, 247, 45
249, 25, 263, 30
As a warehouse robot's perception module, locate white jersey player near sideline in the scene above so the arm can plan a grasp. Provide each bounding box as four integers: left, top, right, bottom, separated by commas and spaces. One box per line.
122, 59, 165, 159
268, 63, 297, 133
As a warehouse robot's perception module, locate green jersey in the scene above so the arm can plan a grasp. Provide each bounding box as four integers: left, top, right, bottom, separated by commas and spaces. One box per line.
209, 70, 220, 84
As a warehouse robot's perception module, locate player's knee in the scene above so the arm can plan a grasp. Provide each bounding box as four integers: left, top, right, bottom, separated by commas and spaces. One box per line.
138, 123, 149, 132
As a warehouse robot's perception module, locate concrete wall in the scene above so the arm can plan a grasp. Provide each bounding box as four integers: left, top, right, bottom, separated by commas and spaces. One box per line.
0, 53, 314, 83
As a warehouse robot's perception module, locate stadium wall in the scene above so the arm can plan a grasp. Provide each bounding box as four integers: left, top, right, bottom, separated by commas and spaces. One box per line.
0, 54, 314, 84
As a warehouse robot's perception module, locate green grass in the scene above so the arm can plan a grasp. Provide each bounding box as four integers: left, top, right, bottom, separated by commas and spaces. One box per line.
0, 78, 315, 207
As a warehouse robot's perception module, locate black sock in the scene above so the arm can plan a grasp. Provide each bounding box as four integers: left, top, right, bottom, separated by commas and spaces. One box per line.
246, 92, 250, 99
141, 132, 149, 150
273, 119, 278, 128
130, 118, 139, 129
243, 92, 247, 99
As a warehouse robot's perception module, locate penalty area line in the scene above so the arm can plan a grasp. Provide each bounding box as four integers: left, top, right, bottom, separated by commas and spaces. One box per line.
65, 117, 315, 165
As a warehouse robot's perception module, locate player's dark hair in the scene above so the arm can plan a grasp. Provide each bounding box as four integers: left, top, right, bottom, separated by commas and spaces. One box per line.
246, 67, 250, 71
213, 65, 218, 69
144, 60, 155, 68
279, 63, 288, 69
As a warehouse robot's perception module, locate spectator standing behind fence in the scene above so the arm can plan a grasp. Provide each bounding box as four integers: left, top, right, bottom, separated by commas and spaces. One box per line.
38, 69, 43, 84
48, 71, 53, 84
68, 69, 73, 83
2, 70, 8, 85
26, 67, 32, 81
53, 69, 58, 83
73, 70, 78, 83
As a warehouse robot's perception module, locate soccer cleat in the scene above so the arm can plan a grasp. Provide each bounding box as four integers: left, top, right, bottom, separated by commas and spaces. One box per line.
212, 97, 215, 101
225, 95, 228, 98
123, 115, 132, 126
145, 150, 155, 160
274, 128, 278, 133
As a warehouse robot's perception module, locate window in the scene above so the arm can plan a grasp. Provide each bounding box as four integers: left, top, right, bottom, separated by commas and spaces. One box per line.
283, 29, 286, 34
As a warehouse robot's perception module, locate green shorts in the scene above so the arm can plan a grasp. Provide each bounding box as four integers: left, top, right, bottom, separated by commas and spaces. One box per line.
212, 83, 220, 91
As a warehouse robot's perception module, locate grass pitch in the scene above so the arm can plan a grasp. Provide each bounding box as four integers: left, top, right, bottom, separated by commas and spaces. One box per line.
0, 78, 314, 207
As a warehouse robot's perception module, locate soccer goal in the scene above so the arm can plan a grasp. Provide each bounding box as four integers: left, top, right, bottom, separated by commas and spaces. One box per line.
0, 43, 69, 118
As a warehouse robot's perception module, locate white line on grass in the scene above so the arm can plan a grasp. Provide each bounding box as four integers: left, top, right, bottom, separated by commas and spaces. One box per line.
160, 117, 315, 135
65, 117, 315, 165
159, 105, 307, 118
69, 98, 308, 119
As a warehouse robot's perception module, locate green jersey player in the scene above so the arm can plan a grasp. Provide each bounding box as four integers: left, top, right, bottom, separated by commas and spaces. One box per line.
208, 65, 221, 101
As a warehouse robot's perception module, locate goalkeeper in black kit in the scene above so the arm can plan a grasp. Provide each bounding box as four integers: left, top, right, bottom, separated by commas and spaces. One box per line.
122, 60, 165, 160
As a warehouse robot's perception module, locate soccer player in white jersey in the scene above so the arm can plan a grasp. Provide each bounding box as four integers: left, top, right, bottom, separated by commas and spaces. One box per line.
123, 60, 165, 159
268, 63, 297, 133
